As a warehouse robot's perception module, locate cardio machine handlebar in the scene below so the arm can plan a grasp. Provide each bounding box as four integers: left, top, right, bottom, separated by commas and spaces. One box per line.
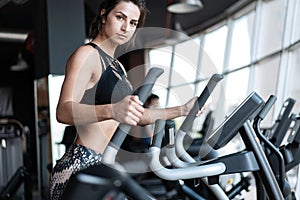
151, 119, 166, 148
102, 67, 164, 164
270, 98, 296, 147
150, 119, 177, 149
257, 95, 277, 120
179, 74, 223, 133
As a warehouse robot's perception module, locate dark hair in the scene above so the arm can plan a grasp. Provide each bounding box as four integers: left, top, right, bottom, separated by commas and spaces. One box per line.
144, 93, 159, 108
88, 0, 148, 40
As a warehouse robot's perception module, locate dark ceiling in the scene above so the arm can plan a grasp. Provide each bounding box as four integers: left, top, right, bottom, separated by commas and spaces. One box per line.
0, 0, 252, 76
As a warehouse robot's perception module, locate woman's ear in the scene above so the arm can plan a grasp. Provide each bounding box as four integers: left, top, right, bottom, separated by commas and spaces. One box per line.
100, 9, 106, 23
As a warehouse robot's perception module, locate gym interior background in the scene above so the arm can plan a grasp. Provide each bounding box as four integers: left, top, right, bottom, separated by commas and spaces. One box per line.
0, 0, 300, 199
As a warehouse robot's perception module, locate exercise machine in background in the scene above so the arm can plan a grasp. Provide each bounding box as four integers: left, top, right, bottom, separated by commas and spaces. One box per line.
0, 118, 32, 200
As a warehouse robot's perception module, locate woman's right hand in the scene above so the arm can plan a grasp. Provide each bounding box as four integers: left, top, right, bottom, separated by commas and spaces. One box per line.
112, 95, 145, 125
182, 97, 206, 117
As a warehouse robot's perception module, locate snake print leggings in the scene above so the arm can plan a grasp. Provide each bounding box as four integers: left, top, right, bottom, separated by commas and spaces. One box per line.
49, 143, 102, 200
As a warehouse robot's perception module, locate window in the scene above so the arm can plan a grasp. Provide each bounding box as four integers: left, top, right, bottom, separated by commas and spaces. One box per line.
251, 57, 280, 99
148, 46, 172, 105
228, 14, 254, 70
256, 0, 287, 59
171, 39, 200, 86
286, 47, 300, 113
291, 0, 300, 43
202, 25, 228, 73
149, 46, 173, 69
147, 0, 298, 138
250, 56, 280, 126
224, 68, 250, 114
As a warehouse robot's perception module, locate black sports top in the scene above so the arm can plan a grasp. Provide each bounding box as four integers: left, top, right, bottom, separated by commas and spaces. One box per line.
80, 43, 133, 105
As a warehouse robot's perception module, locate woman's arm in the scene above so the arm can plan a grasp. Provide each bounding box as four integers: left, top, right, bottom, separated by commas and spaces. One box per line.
56, 46, 144, 126
138, 97, 201, 125
56, 45, 108, 125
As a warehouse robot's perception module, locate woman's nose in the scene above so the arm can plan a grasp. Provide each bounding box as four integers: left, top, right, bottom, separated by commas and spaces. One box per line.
121, 22, 129, 31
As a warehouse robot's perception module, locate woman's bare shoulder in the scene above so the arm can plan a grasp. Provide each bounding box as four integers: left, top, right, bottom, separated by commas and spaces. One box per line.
70, 44, 98, 61
66, 44, 101, 71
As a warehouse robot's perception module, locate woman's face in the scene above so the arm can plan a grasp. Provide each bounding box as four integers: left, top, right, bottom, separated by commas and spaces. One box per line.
102, 1, 141, 45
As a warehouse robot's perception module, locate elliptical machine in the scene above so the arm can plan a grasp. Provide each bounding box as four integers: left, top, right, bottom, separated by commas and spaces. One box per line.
62, 67, 164, 200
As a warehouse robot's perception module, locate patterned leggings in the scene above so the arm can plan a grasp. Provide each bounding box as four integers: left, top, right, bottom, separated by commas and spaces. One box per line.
49, 143, 102, 200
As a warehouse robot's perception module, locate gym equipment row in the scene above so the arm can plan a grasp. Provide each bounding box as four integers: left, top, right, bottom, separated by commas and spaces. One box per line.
62, 68, 300, 200
0, 118, 32, 200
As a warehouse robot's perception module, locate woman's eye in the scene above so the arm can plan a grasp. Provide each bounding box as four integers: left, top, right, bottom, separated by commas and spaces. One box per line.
130, 21, 138, 27
116, 15, 124, 20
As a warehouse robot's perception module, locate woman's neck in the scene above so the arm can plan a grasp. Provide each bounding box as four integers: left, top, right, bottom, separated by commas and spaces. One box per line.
92, 37, 117, 58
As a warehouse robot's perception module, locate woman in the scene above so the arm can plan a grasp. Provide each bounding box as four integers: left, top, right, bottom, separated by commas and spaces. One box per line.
49, 0, 201, 199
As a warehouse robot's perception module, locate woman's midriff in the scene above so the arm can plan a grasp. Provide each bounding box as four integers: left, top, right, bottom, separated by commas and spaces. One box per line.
75, 119, 119, 154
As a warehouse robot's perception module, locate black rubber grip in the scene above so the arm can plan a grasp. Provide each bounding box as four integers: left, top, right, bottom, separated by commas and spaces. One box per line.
164, 119, 175, 145
151, 119, 166, 148
270, 98, 296, 147
108, 67, 164, 150
165, 119, 175, 129
258, 95, 277, 120
293, 118, 300, 144
179, 74, 223, 133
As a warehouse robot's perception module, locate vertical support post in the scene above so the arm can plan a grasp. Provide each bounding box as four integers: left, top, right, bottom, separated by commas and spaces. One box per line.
240, 120, 284, 200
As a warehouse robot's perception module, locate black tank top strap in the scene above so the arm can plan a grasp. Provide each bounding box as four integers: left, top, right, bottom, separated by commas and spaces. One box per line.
85, 43, 126, 78
85, 42, 97, 48
85, 42, 112, 69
